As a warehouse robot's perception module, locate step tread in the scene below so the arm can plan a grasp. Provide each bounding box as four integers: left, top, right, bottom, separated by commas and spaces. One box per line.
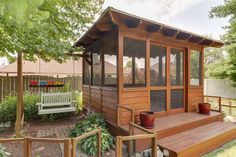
157, 121, 236, 152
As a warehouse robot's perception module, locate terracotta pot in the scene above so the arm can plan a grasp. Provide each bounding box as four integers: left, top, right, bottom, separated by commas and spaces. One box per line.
198, 103, 211, 115
139, 111, 155, 129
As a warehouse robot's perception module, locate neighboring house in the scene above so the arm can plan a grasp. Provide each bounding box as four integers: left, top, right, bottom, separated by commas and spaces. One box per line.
0, 59, 82, 76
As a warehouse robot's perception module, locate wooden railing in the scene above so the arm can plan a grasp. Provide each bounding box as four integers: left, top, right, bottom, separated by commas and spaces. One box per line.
221, 100, 236, 116
116, 105, 135, 126
71, 128, 102, 157
204, 95, 222, 112
0, 128, 102, 157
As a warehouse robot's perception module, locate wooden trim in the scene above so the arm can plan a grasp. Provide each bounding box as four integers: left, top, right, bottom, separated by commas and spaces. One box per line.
122, 87, 148, 92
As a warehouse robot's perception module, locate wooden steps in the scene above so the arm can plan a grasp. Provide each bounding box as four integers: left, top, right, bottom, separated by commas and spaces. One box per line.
158, 121, 236, 157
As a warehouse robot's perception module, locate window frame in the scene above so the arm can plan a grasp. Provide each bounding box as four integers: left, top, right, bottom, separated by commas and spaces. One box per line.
123, 37, 147, 88
189, 50, 203, 87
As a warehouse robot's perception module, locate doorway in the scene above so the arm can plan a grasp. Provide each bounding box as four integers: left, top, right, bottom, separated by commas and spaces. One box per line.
150, 43, 185, 116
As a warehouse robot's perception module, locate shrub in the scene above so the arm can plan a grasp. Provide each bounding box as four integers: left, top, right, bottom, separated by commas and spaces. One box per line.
69, 114, 114, 156
0, 93, 73, 123
0, 144, 10, 157
72, 91, 83, 113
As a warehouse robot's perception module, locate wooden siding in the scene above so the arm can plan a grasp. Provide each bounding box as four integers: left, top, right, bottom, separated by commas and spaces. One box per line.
82, 86, 118, 124
188, 87, 204, 112
119, 89, 149, 125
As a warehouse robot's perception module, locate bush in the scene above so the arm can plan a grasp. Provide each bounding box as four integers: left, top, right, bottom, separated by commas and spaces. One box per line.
0, 144, 10, 157
0, 93, 73, 123
69, 114, 114, 156
72, 91, 83, 113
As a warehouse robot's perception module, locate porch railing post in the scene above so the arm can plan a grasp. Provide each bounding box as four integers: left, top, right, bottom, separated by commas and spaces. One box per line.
219, 97, 222, 112
151, 133, 157, 157
116, 136, 122, 157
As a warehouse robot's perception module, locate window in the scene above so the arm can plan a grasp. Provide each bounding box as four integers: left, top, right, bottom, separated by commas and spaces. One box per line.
170, 89, 184, 109
150, 90, 166, 112
170, 49, 184, 86
150, 45, 166, 86
123, 37, 146, 87
103, 31, 117, 86
83, 58, 91, 85
91, 41, 101, 86
190, 50, 202, 86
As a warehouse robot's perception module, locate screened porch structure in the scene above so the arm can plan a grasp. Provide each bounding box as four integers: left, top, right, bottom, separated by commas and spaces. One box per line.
76, 7, 223, 126
73, 7, 236, 157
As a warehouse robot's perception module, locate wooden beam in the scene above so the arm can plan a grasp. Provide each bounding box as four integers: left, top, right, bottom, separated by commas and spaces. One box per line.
96, 22, 113, 32
146, 24, 161, 33
15, 52, 23, 137
124, 19, 141, 28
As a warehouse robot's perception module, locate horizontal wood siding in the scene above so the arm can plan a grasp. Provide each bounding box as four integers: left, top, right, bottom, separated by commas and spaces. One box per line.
82, 86, 90, 107
82, 86, 118, 124
101, 89, 118, 124
120, 89, 149, 125
91, 88, 102, 112
188, 88, 203, 112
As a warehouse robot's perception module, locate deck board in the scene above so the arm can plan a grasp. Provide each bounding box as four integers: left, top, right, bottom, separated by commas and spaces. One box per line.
121, 111, 223, 136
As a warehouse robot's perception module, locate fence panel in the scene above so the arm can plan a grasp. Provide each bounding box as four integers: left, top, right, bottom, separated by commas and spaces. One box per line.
0, 75, 82, 103
204, 79, 236, 99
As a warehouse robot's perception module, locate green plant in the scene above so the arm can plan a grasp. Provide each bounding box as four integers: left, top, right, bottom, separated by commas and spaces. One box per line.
69, 114, 114, 156
0, 144, 10, 157
0, 93, 73, 123
72, 91, 83, 113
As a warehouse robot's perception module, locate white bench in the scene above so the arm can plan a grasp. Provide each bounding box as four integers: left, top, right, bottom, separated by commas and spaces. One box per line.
36, 92, 77, 115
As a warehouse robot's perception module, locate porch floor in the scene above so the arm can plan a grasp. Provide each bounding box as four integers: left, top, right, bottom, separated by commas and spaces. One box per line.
118, 111, 236, 156
121, 111, 224, 138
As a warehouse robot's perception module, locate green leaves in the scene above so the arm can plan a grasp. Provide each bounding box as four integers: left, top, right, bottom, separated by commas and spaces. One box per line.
69, 113, 114, 156
210, 0, 236, 83
0, 0, 104, 62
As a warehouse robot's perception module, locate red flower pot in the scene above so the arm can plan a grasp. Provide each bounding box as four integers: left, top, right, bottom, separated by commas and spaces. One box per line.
198, 103, 211, 115
140, 111, 155, 129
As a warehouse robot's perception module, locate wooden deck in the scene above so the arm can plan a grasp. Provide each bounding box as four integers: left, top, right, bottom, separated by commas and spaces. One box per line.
117, 111, 236, 156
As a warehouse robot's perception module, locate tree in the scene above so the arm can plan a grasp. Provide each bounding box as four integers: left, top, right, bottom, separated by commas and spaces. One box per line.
0, 0, 104, 136
0, 0, 104, 61
204, 47, 230, 78
210, 0, 236, 83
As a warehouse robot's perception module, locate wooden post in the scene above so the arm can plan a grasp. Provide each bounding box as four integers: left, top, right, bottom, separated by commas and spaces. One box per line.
229, 100, 232, 115
219, 97, 222, 112
151, 134, 157, 157
64, 139, 71, 157
71, 138, 76, 157
24, 137, 31, 157
15, 52, 23, 137
97, 128, 102, 157
116, 136, 122, 157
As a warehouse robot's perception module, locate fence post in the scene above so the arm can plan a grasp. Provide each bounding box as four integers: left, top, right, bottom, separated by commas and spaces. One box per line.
64, 139, 71, 157
229, 100, 232, 115
151, 134, 157, 157
97, 128, 102, 157
24, 137, 31, 157
71, 139, 76, 157
219, 97, 222, 112
116, 136, 122, 157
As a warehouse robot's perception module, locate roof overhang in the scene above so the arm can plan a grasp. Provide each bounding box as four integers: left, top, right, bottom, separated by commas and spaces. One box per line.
75, 7, 224, 48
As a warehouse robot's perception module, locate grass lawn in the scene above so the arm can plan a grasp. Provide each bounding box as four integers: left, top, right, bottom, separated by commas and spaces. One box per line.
203, 138, 236, 157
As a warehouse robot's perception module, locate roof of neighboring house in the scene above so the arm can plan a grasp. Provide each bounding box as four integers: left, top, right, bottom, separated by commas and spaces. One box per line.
0, 59, 82, 75
75, 7, 224, 48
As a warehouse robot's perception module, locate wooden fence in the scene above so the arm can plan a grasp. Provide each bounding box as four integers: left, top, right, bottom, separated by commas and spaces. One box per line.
0, 75, 82, 103
0, 128, 101, 157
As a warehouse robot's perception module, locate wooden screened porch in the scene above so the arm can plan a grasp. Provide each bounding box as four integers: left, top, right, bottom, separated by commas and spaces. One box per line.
74, 7, 236, 157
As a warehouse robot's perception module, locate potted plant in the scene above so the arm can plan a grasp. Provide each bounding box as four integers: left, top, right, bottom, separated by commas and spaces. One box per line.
198, 103, 211, 115
139, 111, 155, 129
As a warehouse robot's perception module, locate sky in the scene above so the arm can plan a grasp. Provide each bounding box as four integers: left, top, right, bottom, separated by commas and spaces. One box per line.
0, 0, 230, 66
103, 0, 229, 39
